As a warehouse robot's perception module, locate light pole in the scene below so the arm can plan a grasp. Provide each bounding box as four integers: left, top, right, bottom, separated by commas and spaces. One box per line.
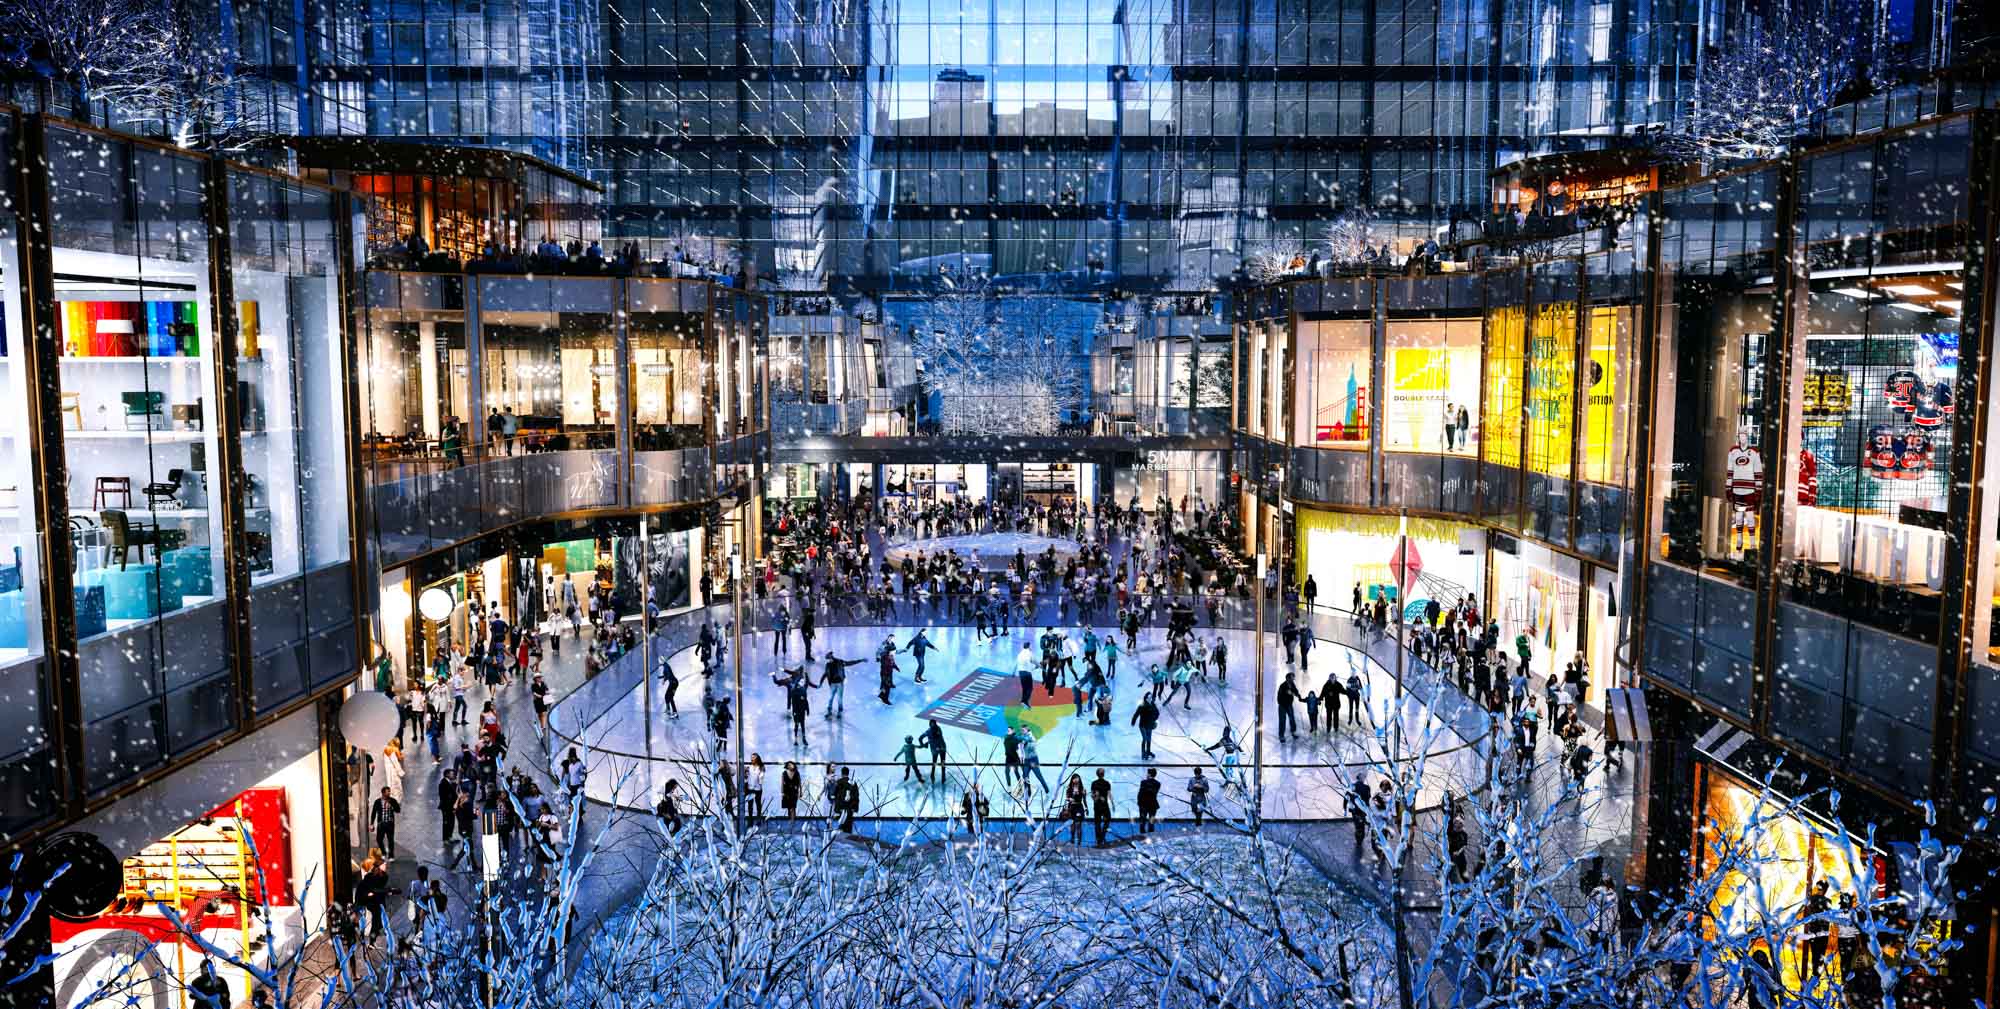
479, 805, 502, 1009
640, 517, 654, 771
730, 547, 746, 835
1252, 551, 1265, 820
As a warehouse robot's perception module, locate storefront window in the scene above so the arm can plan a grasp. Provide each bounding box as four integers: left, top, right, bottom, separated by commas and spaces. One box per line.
1651, 168, 1782, 583
630, 308, 707, 449
1294, 320, 1371, 449
47, 125, 234, 789
0, 111, 55, 830
1526, 261, 1579, 547
1766, 120, 1971, 786
1578, 248, 1644, 562
229, 170, 357, 712
1696, 766, 1881, 1000
1383, 319, 1480, 458
480, 282, 616, 455
1481, 269, 1528, 526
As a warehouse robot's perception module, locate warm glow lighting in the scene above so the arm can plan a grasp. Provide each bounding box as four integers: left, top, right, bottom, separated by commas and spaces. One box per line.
1831, 287, 1873, 299
1936, 299, 1963, 312
1882, 284, 1936, 296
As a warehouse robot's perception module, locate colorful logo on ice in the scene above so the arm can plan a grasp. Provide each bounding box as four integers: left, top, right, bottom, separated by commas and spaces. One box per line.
917, 667, 1080, 739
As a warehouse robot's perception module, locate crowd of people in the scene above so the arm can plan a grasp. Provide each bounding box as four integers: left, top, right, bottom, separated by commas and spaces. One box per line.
378, 229, 760, 287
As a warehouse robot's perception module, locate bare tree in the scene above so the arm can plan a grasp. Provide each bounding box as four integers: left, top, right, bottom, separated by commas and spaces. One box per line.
908, 279, 1085, 435
0, 0, 158, 118
1664, 2, 1864, 163
94, 0, 269, 151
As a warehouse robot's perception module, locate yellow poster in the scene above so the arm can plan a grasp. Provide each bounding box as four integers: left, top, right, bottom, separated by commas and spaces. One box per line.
1527, 300, 1576, 479
1581, 307, 1624, 482
1483, 305, 1525, 469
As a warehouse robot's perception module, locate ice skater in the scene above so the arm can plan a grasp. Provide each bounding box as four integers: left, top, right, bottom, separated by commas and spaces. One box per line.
895, 736, 925, 783
874, 639, 901, 705
902, 629, 936, 683
919, 718, 949, 778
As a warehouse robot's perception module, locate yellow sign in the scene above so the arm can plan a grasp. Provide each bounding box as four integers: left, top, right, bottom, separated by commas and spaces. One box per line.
1581, 307, 1624, 481
1483, 305, 1525, 469
1527, 301, 1576, 478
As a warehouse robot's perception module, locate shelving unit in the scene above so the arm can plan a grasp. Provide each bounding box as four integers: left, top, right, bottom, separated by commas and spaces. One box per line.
121, 816, 250, 904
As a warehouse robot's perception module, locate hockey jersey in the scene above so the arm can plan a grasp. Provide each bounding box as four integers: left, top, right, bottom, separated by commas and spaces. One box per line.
1725, 444, 1764, 505
1897, 429, 1934, 480
1867, 425, 1900, 479
1797, 449, 1820, 506
1885, 370, 1921, 416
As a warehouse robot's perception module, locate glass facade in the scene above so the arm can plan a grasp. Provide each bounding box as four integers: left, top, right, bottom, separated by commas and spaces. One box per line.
300, 0, 1712, 290
0, 119, 367, 821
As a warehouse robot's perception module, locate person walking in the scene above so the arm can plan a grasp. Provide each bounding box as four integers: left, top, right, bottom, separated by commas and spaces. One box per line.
1303, 574, 1318, 613
1210, 636, 1227, 685
1302, 680, 1321, 734
780, 761, 802, 818
1347, 779, 1371, 857
1131, 692, 1160, 759
746, 754, 767, 821
1320, 676, 1344, 731
784, 669, 813, 743
1297, 622, 1316, 669
1276, 673, 1300, 741
1136, 769, 1161, 833
799, 602, 816, 661
1345, 668, 1364, 726
1187, 768, 1211, 826
369, 787, 400, 860
961, 781, 990, 834
835, 768, 859, 832
436, 769, 459, 848
655, 779, 684, 834
1101, 635, 1121, 679
1089, 769, 1114, 847
1063, 774, 1087, 845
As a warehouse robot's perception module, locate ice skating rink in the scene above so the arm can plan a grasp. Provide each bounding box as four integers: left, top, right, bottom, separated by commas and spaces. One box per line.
562, 621, 1486, 821
880, 531, 1084, 572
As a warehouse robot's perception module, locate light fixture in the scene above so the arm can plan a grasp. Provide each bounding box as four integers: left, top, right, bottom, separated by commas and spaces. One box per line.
1888, 301, 1934, 314
1830, 287, 1874, 299
1882, 283, 1936, 297
1936, 299, 1962, 312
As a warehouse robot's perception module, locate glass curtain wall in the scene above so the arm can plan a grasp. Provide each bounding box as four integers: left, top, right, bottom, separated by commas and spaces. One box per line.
46, 125, 234, 789
228, 170, 358, 713
1643, 167, 1782, 719
0, 110, 55, 830
1767, 118, 1973, 790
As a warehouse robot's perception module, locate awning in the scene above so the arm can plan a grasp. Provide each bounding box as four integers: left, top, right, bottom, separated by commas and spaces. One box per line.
1604, 686, 1653, 743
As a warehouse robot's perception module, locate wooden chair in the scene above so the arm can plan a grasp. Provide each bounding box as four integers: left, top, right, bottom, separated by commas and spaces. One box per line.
93, 477, 132, 510
99, 510, 183, 568
60, 391, 83, 429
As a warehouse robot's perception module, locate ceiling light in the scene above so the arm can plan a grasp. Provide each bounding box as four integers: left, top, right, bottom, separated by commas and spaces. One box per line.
1831, 287, 1873, 299
1882, 284, 1936, 296
1936, 299, 1962, 311
1947, 281, 1963, 290
1888, 301, 1934, 313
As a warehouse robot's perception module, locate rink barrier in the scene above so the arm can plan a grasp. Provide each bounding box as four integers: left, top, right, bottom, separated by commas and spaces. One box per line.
547, 588, 1505, 821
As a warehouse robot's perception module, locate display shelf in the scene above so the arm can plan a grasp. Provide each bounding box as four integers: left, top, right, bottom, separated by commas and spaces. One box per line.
59, 356, 205, 364
61, 430, 207, 443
